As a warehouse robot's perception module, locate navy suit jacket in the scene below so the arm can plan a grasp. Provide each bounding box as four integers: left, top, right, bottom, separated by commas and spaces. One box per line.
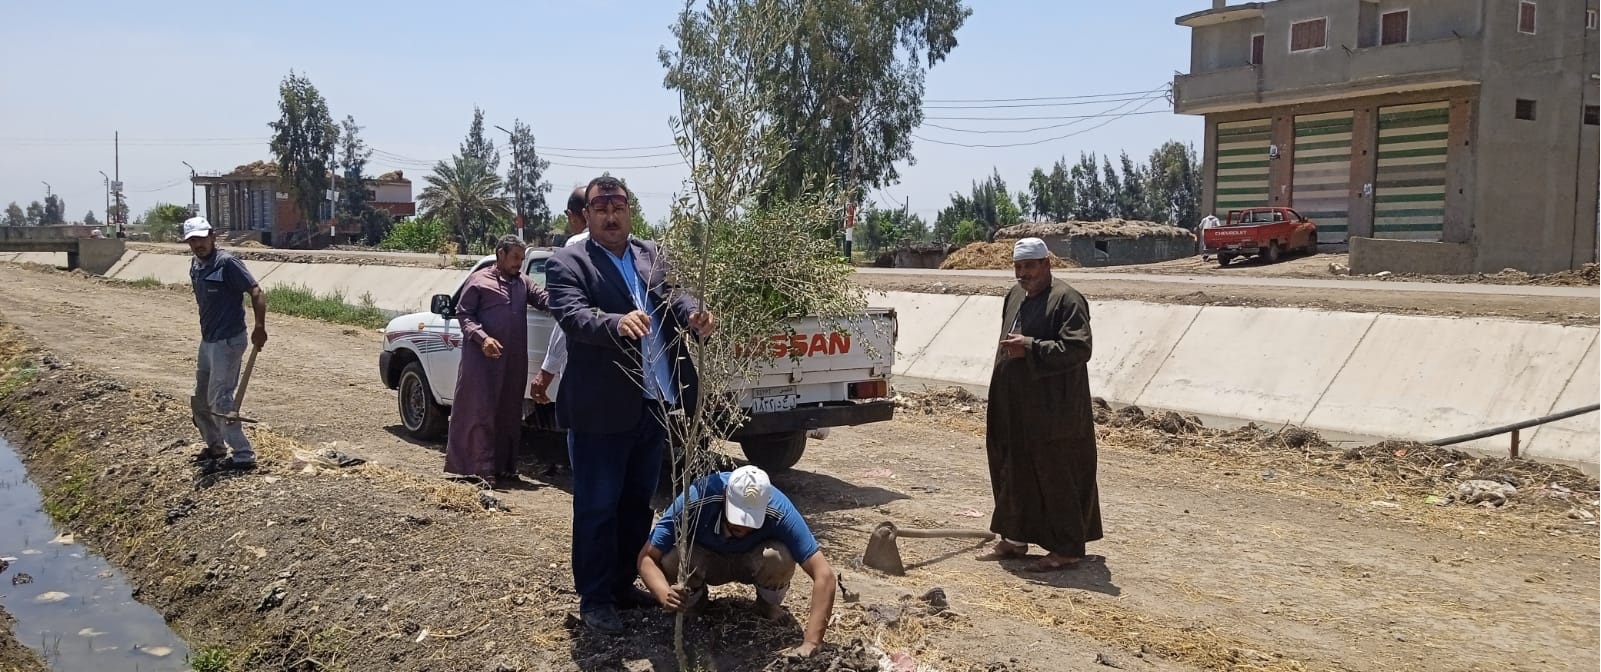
545, 237, 702, 434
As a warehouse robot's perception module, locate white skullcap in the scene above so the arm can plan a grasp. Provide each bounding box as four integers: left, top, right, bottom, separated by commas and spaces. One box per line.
1013, 237, 1049, 261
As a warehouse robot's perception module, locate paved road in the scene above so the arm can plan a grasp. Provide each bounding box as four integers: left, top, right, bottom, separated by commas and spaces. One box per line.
129, 242, 1598, 299
856, 266, 1600, 298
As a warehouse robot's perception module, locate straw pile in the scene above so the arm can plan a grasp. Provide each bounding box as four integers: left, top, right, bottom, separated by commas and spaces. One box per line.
996, 218, 1194, 240
940, 240, 1079, 270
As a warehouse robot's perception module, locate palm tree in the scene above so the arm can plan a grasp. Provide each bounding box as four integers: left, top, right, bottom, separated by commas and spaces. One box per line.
417, 155, 511, 254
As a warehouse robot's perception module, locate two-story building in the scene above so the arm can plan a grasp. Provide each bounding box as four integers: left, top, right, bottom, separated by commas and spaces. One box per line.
1173, 0, 1598, 273
192, 163, 414, 248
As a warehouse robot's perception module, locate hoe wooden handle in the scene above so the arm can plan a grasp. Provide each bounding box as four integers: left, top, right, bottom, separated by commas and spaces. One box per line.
891, 528, 996, 540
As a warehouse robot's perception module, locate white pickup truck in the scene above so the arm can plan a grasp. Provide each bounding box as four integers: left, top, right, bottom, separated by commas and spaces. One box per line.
378, 249, 898, 471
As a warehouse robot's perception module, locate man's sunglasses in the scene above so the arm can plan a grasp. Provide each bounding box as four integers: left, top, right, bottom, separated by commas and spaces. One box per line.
587, 194, 630, 211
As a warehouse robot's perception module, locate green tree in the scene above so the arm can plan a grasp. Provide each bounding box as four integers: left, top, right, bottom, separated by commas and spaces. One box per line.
661, 0, 971, 203
4, 202, 25, 226
1070, 152, 1110, 221
860, 203, 927, 254
83, 210, 100, 227
418, 155, 511, 255
42, 195, 65, 225
269, 71, 339, 238
1144, 140, 1202, 227
25, 201, 43, 226
654, 2, 873, 663
334, 115, 392, 245
505, 119, 553, 237
141, 203, 192, 242
1115, 151, 1150, 221
379, 217, 451, 253
460, 106, 501, 175
952, 218, 983, 245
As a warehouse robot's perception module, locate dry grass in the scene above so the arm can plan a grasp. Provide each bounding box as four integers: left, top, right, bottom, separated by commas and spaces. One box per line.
899, 387, 1601, 532
939, 241, 1080, 270
915, 565, 1314, 672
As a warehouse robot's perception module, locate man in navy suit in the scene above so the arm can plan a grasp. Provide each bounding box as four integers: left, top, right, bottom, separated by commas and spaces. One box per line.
544, 175, 717, 634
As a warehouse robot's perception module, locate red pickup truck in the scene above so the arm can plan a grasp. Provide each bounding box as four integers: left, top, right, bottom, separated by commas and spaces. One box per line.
1202, 207, 1319, 267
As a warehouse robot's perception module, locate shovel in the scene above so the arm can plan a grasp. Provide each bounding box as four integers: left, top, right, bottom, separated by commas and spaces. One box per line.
211, 345, 260, 424
861, 521, 995, 576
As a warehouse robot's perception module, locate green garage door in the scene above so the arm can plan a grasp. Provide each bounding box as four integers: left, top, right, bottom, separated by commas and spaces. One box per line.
1374, 102, 1449, 240
1292, 111, 1353, 244
1214, 118, 1272, 217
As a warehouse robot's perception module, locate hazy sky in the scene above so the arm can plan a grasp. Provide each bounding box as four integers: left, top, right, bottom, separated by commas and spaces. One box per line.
1, 1, 1204, 226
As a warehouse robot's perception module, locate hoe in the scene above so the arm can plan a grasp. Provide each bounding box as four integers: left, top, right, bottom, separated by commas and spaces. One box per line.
211, 345, 260, 424
861, 521, 995, 576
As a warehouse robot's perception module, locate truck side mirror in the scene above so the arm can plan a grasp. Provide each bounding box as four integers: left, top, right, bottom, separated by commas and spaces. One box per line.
430, 294, 454, 317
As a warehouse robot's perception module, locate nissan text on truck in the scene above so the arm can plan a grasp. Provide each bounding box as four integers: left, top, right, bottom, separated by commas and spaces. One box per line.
378, 249, 898, 472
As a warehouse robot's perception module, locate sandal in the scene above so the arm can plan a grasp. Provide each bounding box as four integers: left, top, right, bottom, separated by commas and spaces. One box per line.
1025, 554, 1104, 573
975, 541, 1029, 562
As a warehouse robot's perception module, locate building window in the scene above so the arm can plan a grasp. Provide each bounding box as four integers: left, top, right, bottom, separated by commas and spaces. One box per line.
1516, 98, 1538, 120
1586, 9, 1597, 30
1381, 10, 1409, 45
1250, 34, 1265, 65
1519, 1, 1537, 34
1290, 18, 1327, 51
1585, 105, 1599, 126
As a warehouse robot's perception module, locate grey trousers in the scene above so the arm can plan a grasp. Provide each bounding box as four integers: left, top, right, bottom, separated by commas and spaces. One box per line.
662, 540, 796, 606
191, 333, 254, 463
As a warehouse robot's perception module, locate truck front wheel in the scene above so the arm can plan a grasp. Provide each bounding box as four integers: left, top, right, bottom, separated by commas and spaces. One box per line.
399, 361, 449, 441
738, 432, 808, 472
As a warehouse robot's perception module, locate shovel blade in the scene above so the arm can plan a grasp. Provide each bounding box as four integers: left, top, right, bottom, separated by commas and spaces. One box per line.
861, 522, 906, 576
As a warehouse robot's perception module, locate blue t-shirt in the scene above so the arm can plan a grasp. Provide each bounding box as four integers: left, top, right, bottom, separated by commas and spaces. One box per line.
189, 249, 257, 342
649, 472, 820, 564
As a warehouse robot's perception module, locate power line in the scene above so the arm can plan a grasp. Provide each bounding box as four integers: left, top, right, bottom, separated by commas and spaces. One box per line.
922, 94, 1165, 110
913, 96, 1165, 149
925, 109, 1168, 134
923, 88, 1160, 104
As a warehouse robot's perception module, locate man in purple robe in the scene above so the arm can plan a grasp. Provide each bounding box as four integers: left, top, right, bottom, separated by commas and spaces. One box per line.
444, 234, 549, 489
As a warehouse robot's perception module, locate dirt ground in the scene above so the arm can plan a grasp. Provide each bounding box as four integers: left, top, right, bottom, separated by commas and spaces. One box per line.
0, 264, 1597, 671
0, 606, 44, 672
853, 269, 1600, 326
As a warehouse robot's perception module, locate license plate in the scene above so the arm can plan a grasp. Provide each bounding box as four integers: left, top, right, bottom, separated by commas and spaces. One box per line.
751, 385, 797, 398
750, 395, 798, 414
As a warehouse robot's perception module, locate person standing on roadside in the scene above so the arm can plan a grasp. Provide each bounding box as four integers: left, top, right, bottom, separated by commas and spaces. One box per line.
443, 235, 549, 490
529, 186, 590, 405
977, 237, 1103, 572
545, 175, 717, 635
184, 216, 267, 471
1197, 213, 1220, 261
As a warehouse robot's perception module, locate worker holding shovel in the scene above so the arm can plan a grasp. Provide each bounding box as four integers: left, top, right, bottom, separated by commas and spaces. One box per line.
183, 217, 267, 471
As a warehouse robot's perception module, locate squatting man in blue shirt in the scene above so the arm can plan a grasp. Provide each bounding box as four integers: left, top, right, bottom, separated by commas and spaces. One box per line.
637, 465, 837, 658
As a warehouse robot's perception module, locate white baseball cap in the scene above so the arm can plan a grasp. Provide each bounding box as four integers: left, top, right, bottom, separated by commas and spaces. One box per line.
724, 465, 772, 529
182, 216, 214, 240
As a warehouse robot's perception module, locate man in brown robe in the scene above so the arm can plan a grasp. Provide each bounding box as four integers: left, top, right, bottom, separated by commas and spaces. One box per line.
978, 237, 1103, 572
444, 235, 549, 489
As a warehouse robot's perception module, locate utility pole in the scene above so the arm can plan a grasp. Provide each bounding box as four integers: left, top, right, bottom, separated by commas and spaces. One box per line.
41, 181, 51, 198
182, 161, 197, 213
98, 171, 109, 229
493, 124, 526, 243
113, 131, 123, 227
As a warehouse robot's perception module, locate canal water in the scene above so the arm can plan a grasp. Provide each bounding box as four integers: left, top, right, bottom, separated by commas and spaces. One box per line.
0, 436, 192, 670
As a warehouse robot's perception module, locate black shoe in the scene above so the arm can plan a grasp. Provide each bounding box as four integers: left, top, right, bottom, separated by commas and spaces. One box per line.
225, 460, 257, 472
579, 605, 624, 635
615, 586, 658, 610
